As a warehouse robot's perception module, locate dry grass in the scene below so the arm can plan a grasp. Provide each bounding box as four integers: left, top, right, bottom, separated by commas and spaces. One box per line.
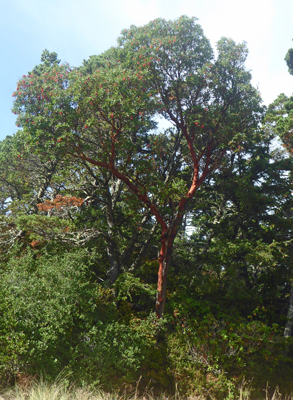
0, 379, 293, 400
0, 379, 112, 400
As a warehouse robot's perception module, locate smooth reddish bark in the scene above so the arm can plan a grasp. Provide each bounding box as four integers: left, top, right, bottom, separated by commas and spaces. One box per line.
70, 132, 221, 318
155, 143, 212, 318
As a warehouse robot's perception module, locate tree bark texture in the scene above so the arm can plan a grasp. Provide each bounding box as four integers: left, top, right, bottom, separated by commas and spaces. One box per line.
284, 281, 293, 337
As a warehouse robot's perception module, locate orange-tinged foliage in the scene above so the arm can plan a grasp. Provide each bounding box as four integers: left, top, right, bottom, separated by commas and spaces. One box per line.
37, 195, 84, 212
30, 240, 40, 248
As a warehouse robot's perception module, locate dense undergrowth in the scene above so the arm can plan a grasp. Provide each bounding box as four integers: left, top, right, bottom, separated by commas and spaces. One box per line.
1, 247, 293, 400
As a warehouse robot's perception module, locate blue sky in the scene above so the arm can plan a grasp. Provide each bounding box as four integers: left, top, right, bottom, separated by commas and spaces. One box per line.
1, 0, 293, 141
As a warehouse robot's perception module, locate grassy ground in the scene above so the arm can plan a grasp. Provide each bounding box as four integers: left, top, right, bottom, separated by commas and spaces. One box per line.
0, 379, 292, 400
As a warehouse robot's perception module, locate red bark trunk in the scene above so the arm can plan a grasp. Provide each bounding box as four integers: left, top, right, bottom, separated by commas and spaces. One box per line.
156, 216, 183, 318
71, 141, 214, 319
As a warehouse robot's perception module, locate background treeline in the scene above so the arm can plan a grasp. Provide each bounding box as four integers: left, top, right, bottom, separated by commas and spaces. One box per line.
1, 16, 293, 399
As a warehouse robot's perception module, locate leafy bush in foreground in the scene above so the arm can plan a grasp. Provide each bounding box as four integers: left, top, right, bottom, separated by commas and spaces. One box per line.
0, 249, 159, 388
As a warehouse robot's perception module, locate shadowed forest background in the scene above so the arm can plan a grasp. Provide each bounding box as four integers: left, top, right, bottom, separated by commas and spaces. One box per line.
1, 16, 293, 399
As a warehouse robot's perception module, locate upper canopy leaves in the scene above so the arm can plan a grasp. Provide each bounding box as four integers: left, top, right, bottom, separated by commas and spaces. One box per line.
11, 16, 264, 220
117, 17, 264, 160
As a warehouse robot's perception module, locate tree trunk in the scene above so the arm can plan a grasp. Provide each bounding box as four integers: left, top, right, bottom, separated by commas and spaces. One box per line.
156, 239, 172, 318
156, 217, 182, 318
105, 179, 121, 284
106, 238, 120, 284
284, 281, 293, 337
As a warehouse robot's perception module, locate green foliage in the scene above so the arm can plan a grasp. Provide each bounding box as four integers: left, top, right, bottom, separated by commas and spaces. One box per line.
115, 273, 156, 303
2, 14, 293, 399
266, 92, 293, 153
0, 248, 107, 381
73, 313, 167, 389
31, 49, 61, 76
167, 287, 293, 397
0, 247, 166, 390
285, 43, 293, 76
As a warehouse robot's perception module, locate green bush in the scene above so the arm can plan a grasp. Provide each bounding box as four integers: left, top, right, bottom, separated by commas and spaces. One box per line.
0, 249, 164, 390
0, 249, 107, 380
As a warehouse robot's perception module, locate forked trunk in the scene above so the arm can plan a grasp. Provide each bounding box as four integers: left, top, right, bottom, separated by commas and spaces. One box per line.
154, 135, 212, 318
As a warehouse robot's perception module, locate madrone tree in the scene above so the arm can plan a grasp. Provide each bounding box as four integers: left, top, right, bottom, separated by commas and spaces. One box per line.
13, 16, 264, 317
